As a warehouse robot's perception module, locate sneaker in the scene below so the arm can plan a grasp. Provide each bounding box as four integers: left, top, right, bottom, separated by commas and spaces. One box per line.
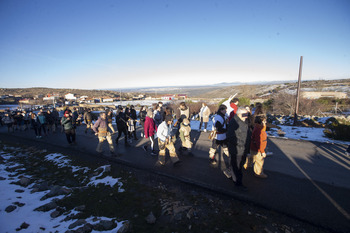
209, 158, 217, 165
143, 145, 147, 152
223, 169, 232, 179
254, 173, 268, 179
155, 160, 165, 166
231, 169, 237, 182
173, 160, 182, 167
204, 129, 207, 132
150, 151, 157, 156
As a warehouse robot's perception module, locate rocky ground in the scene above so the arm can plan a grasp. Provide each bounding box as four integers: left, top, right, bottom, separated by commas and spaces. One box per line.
0, 140, 333, 233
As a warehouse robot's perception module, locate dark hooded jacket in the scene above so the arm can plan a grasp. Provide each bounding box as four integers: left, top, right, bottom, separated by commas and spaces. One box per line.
227, 114, 251, 156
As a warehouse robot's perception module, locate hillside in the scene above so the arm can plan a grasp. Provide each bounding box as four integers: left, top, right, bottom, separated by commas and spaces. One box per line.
1, 78, 349, 100
195, 79, 350, 99
0, 88, 122, 98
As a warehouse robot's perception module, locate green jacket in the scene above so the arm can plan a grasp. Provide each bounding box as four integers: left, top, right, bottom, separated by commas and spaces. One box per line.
61, 116, 74, 131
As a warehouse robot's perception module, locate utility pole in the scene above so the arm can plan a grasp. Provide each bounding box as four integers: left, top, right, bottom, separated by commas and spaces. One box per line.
294, 56, 303, 126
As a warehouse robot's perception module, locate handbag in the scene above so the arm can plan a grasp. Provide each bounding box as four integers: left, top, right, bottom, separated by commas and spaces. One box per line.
208, 130, 217, 140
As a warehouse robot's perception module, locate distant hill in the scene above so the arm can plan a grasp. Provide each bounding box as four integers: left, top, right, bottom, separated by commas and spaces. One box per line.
0, 87, 124, 98
1, 78, 349, 100
112, 79, 350, 99
196, 79, 350, 99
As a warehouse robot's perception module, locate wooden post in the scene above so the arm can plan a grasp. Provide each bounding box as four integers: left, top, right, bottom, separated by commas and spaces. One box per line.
294, 56, 303, 126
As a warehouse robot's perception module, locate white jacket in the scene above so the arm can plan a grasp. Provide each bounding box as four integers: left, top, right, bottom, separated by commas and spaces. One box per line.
157, 121, 173, 141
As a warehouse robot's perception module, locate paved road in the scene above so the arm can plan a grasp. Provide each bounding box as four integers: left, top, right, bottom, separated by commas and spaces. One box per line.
1, 125, 349, 232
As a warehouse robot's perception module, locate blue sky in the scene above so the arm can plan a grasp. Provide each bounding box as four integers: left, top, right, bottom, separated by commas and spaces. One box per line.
0, 0, 349, 89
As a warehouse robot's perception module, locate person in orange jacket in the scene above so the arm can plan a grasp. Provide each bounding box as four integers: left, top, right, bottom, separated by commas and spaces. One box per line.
244, 115, 268, 178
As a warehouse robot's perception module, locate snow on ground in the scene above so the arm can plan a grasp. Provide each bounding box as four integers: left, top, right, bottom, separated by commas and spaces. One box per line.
192, 118, 350, 145
268, 125, 348, 145
0, 149, 125, 232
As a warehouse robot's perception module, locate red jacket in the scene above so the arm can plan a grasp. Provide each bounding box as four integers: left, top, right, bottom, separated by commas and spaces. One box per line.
144, 116, 157, 138
250, 124, 267, 153
228, 103, 238, 121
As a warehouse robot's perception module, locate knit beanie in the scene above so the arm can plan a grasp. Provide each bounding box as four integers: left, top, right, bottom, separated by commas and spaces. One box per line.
165, 115, 173, 122
64, 110, 70, 118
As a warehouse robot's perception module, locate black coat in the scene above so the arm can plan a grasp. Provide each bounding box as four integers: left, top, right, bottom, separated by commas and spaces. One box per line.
227, 114, 251, 156
116, 112, 127, 128
129, 109, 137, 120
139, 110, 147, 122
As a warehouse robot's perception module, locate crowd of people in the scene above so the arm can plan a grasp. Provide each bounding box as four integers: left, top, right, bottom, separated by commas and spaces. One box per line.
1, 99, 271, 188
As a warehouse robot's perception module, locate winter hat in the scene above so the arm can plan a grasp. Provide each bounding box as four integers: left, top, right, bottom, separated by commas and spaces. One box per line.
183, 118, 190, 125
64, 110, 70, 118
165, 115, 173, 122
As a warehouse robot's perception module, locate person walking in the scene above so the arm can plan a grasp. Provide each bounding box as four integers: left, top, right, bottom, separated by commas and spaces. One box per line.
37, 110, 47, 136
30, 112, 42, 138
115, 107, 129, 146
228, 97, 239, 122
227, 107, 252, 188
46, 110, 54, 134
158, 101, 165, 121
175, 102, 190, 138
129, 105, 138, 140
106, 110, 116, 134
22, 111, 30, 131
51, 108, 59, 133
60, 110, 76, 145
199, 103, 211, 132
156, 115, 181, 166
2, 112, 14, 133
208, 104, 229, 165
153, 104, 162, 127
143, 109, 157, 155
138, 106, 147, 138
93, 112, 115, 155
244, 115, 268, 178
83, 108, 94, 134
72, 107, 79, 124
14, 111, 24, 131
179, 118, 193, 155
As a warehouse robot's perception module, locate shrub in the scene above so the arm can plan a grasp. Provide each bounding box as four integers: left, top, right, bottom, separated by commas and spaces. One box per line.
324, 118, 350, 141
238, 97, 250, 107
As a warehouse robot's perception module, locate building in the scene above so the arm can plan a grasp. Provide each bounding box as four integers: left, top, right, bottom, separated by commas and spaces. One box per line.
43, 93, 60, 101
177, 94, 187, 99
102, 98, 115, 102
133, 94, 145, 100
19, 99, 31, 104
65, 93, 77, 100
161, 94, 176, 100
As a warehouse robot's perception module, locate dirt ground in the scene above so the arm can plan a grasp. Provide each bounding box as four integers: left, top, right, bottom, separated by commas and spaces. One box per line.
0, 137, 334, 233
